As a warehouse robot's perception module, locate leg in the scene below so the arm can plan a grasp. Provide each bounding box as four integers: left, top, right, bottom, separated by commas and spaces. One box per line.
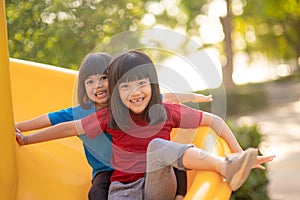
144, 138, 193, 200
174, 168, 187, 199
108, 178, 145, 200
88, 170, 113, 200
182, 147, 223, 172
182, 147, 258, 191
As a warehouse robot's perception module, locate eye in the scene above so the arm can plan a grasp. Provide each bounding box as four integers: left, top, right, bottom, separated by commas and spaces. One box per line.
139, 79, 149, 86
119, 83, 129, 89
85, 79, 93, 85
99, 75, 108, 81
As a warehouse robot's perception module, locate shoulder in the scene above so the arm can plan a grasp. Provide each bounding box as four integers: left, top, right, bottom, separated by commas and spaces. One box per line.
161, 103, 182, 120
162, 102, 183, 112
163, 102, 202, 117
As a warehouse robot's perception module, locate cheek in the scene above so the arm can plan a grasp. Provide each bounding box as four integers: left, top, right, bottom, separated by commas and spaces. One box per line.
103, 81, 109, 89
119, 91, 127, 101
119, 91, 129, 105
85, 85, 92, 94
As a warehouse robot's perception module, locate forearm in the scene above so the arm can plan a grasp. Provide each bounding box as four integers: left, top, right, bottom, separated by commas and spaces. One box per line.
163, 93, 212, 104
22, 121, 79, 145
200, 112, 243, 153
16, 114, 52, 132
174, 93, 195, 103
162, 93, 180, 103
213, 120, 243, 153
163, 93, 198, 103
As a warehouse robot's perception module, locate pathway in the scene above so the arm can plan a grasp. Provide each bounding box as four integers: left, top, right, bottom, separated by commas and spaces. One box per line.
233, 82, 300, 200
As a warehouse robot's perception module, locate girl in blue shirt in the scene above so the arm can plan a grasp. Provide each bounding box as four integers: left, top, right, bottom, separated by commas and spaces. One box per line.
16, 52, 114, 199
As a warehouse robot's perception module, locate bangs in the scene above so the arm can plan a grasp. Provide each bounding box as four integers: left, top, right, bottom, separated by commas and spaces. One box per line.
118, 64, 153, 84
80, 56, 109, 78
114, 52, 157, 84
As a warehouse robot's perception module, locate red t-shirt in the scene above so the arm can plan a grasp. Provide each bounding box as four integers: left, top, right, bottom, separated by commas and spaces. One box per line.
81, 103, 203, 183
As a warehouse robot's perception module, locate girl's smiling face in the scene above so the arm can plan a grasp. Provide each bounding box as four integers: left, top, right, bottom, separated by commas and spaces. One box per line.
85, 74, 109, 110
118, 78, 152, 114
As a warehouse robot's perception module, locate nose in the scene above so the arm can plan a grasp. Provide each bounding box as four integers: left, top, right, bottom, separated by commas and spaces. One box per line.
131, 86, 141, 96
96, 80, 103, 88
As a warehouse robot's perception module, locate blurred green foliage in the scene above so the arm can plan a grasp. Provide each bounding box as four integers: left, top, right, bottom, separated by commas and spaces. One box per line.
236, 0, 300, 68
229, 124, 270, 200
6, 0, 146, 69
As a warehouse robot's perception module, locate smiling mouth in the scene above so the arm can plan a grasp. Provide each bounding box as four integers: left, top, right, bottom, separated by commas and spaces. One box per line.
95, 90, 107, 98
130, 97, 144, 103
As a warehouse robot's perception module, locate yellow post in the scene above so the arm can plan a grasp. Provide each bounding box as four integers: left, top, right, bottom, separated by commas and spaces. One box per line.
0, 1, 18, 199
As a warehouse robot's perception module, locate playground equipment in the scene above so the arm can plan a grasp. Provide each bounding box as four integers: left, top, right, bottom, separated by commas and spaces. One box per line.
0, 1, 231, 199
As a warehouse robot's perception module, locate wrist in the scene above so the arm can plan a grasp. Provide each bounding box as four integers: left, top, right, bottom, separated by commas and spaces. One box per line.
22, 135, 29, 145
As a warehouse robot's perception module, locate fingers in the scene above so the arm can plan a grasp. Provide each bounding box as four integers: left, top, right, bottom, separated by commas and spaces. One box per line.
253, 155, 276, 170
16, 132, 23, 145
193, 94, 213, 102
261, 155, 276, 163
204, 95, 213, 102
256, 165, 265, 170
15, 127, 21, 133
15, 128, 25, 145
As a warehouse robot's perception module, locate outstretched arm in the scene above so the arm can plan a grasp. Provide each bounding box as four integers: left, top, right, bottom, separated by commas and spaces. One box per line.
16, 120, 84, 145
15, 114, 52, 132
162, 93, 212, 104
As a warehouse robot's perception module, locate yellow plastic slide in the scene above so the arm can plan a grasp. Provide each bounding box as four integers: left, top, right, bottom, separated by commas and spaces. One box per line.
9, 59, 92, 200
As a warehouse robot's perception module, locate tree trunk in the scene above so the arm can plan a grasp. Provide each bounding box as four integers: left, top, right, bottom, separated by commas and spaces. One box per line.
220, 0, 235, 90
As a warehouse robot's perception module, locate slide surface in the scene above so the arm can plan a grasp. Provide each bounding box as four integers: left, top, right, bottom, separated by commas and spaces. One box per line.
3, 59, 231, 199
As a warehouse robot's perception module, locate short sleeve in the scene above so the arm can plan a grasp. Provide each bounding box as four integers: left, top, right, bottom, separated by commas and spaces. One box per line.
48, 105, 95, 125
48, 107, 74, 125
167, 103, 202, 128
81, 109, 107, 139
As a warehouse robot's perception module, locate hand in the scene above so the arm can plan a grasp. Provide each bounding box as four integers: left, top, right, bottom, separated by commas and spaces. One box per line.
192, 94, 213, 103
253, 154, 276, 170
15, 128, 27, 145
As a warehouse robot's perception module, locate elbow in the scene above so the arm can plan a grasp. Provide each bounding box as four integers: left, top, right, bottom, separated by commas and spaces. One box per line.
202, 113, 225, 131
210, 115, 226, 135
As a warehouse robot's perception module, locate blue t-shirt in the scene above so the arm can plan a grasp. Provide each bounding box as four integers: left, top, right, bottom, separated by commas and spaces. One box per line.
48, 102, 113, 179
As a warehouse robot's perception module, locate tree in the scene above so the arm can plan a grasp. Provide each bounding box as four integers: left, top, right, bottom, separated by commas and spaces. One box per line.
234, 0, 300, 73
6, 0, 146, 69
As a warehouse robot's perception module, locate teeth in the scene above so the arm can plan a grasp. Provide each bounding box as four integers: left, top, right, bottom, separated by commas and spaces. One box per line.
95, 91, 106, 97
131, 98, 143, 103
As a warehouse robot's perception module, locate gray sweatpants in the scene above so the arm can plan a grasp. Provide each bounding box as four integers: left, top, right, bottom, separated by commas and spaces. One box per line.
144, 138, 193, 200
108, 138, 193, 200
